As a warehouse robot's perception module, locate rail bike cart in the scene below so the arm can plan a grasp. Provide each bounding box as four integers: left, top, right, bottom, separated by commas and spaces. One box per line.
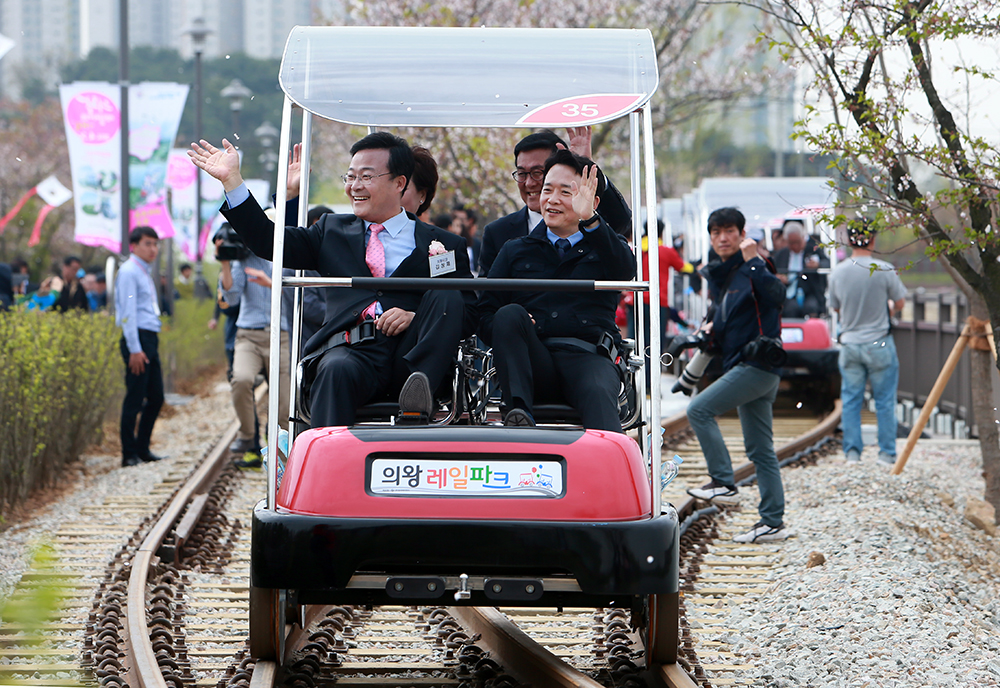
249, 26, 680, 670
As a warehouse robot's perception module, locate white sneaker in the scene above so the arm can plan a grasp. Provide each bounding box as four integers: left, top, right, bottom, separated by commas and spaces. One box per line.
845, 449, 861, 463
687, 480, 740, 506
877, 452, 896, 467
733, 521, 791, 544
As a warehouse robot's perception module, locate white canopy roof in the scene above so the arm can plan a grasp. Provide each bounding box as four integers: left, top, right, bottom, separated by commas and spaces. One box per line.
278, 26, 659, 127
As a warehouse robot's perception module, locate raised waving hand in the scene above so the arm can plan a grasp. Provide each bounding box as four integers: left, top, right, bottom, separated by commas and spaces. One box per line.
188, 138, 243, 192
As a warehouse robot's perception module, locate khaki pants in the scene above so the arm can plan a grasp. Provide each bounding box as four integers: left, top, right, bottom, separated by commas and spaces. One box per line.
232, 328, 290, 441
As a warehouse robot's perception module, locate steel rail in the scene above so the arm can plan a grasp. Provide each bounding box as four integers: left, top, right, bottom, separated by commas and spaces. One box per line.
124, 388, 266, 688
448, 606, 605, 688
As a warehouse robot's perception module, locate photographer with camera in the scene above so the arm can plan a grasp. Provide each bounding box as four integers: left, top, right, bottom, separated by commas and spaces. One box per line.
217, 222, 291, 467
683, 207, 791, 544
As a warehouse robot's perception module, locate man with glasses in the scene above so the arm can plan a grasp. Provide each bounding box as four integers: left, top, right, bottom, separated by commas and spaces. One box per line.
189, 132, 476, 427
479, 127, 631, 275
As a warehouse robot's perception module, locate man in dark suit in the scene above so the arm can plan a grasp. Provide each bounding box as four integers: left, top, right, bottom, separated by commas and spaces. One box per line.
771, 220, 829, 317
478, 150, 635, 432
479, 128, 632, 275
189, 132, 476, 427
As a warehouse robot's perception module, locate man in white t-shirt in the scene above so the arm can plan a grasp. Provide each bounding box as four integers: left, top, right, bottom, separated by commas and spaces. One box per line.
829, 222, 908, 465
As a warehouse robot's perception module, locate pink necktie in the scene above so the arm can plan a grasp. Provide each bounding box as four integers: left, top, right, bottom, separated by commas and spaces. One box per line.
362, 223, 386, 320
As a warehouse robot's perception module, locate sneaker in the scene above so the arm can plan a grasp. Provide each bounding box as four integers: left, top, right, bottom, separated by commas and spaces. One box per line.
845, 449, 861, 463
503, 408, 535, 427
398, 371, 432, 423
733, 520, 791, 543
877, 452, 896, 467
233, 452, 262, 469
687, 479, 740, 505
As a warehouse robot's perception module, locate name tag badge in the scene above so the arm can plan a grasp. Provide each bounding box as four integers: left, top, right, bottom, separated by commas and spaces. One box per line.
430, 250, 457, 277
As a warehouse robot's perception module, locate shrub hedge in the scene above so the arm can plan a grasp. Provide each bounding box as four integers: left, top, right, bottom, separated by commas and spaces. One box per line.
0, 297, 227, 514
0, 309, 122, 511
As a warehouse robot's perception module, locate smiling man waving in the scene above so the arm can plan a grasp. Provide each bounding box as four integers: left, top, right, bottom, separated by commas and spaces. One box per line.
189, 133, 476, 427
478, 149, 634, 431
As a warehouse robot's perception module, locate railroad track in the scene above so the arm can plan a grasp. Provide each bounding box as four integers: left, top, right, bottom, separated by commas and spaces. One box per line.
0, 394, 843, 688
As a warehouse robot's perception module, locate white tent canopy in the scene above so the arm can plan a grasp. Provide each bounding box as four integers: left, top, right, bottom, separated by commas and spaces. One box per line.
279, 26, 659, 127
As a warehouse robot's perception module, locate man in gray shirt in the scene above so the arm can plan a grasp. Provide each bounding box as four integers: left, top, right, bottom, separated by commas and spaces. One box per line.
829, 223, 908, 465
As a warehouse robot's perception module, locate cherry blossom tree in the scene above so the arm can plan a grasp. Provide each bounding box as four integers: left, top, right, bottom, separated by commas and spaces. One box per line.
755, 0, 1000, 508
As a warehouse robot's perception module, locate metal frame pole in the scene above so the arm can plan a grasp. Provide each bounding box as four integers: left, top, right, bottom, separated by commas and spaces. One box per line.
266, 95, 294, 510
118, 0, 129, 256
629, 111, 647, 465
288, 111, 312, 445
643, 103, 663, 508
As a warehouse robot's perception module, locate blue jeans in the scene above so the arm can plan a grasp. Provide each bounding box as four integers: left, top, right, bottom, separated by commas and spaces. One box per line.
687, 364, 784, 527
839, 336, 899, 457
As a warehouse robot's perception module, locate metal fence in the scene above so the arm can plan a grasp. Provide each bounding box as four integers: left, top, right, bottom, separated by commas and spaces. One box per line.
893, 289, 1000, 438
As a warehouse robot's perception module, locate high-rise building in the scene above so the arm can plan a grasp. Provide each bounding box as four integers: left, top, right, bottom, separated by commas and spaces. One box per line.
1, 0, 78, 99
0, 0, 336, 100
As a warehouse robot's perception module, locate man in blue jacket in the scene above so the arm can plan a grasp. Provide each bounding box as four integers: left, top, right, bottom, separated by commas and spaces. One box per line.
478, 150, 634, 432
685, 207, 791, 544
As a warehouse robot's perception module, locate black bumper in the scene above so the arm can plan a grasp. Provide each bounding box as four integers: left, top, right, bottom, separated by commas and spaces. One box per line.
251, 501, 679, 606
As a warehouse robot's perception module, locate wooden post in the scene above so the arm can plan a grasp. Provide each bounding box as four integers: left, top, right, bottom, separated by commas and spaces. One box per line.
892, 324, 970, 475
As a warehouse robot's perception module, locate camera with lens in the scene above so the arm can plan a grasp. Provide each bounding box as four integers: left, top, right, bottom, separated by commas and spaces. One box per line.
665, 330, 711, 360
741, 336, 787, 368
666, 331, 714, 396
213, 222, 250, 261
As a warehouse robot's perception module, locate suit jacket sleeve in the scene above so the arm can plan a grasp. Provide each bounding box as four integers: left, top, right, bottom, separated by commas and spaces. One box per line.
479, 221, 504, 276
586, 218, 636, 281
476, 245, 514, 346
598, 177, 633, 237
221, 192, 323, 271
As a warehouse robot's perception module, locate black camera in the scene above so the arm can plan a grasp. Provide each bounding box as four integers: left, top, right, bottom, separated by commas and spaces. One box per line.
214, 223, 249, 261
742, 336, 787, 368
665, 331, 711, 360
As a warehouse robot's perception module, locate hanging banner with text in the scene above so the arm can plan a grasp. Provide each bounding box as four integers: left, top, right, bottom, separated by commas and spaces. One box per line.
61, 81, 189, 253
166, 149, 199, 260
60, 82, 123, 252
128, 82, 190, 240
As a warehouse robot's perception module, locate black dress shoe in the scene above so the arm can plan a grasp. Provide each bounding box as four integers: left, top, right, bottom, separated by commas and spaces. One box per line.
503, 408, 535, 427
122, 455, 142, 467
142, 452, 166, 463
398, 371, 432, 424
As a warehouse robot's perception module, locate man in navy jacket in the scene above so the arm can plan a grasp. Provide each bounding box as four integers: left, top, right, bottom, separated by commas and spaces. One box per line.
478, 150, 634, 432
685, 207, 791, 544
479, 128, 631, 276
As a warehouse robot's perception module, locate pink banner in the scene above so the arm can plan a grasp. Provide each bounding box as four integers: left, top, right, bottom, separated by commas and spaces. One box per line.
28, 204, 56, 247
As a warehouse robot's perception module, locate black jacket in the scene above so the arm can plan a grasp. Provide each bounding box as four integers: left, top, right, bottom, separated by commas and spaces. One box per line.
478, 219, 634, 347
0, 263, 12, 310
222, 193, 477, 356
479, 177, 633, 275
772, 237, 829, 308
55, 281, 90, 312
704, 253, 784, 372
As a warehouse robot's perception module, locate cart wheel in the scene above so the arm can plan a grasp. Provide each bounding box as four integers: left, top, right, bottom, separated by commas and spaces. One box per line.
642, 592, 679, 667
249, 586, 283, 662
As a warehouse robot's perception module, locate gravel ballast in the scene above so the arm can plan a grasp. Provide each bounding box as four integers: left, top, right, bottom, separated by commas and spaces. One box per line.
721, 441, 1000, 687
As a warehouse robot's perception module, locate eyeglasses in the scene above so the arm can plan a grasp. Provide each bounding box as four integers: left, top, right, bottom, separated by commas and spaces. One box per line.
511, 168, 545, 183
341, 172, 393, 185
